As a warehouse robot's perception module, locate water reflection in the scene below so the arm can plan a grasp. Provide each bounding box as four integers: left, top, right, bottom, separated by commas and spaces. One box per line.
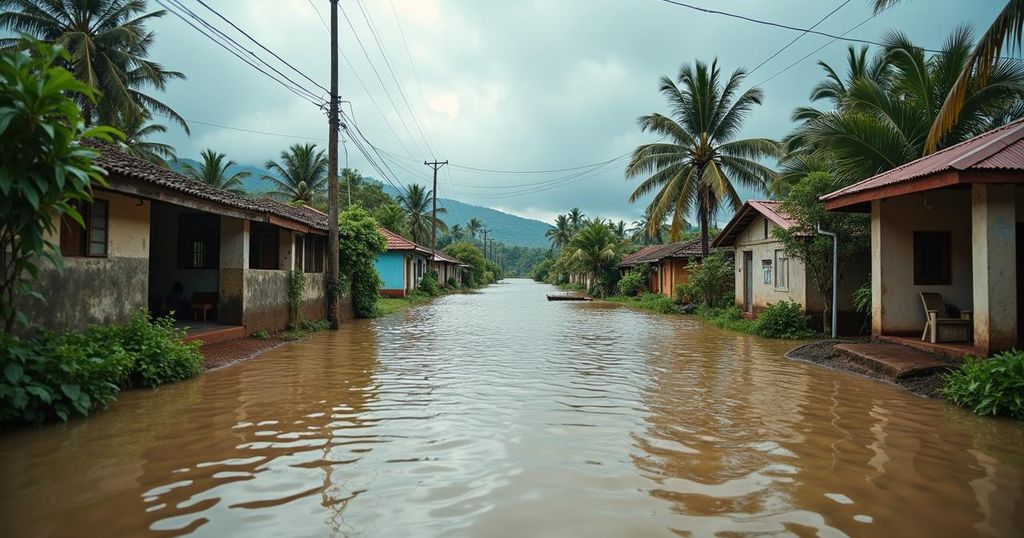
0, 279, 1022, 537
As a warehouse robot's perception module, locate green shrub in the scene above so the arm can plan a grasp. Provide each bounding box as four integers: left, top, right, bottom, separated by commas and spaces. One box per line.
752, 301, 815, 339
447, 277, 458, 288
111, 313, 203, 388
251, 330, 270, 340
419, 270, 441, 296
942, 350, 1024, 419
697, 306, 756, 333
683, 253, 734, 308
0, 332, 133, 423
338, 206, 387, 318
298, 319, 330, 332
633, 293, 677, 314
618, 268, 648, 297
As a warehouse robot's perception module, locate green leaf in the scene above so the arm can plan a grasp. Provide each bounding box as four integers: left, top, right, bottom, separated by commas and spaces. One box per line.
60, 383, 81, 400
26, 385, 52, 404
3, 363, 23, 384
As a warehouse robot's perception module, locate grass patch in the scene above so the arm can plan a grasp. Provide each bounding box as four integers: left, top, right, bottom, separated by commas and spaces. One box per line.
697, 306, 757, 334
375, 292, 434, 318
605, 294, 680, 314
277, 319, 331, 341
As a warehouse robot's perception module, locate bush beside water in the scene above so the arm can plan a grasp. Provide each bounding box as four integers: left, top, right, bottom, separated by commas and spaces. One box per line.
942, 350, 1024, 419
0, 311, 203, 424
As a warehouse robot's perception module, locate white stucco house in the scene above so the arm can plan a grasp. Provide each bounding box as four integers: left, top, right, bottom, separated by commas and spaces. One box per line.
822, 118, 1024, 355
712, 200, 867, 332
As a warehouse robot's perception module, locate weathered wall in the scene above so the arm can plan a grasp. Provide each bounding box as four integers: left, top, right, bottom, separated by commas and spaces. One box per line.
654, 257, 691, 297
243, 269, 290, 333
873, 191, 974, 335
20, 193, 150, 331
300, 272, 327, 322
219, 216, 248, 326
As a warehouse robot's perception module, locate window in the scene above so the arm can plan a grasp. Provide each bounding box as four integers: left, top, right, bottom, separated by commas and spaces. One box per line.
914, 231, 951, 285
294, 235, 305, 270
249, 222, 280, 270
762, 259, 772, 285
303, 235, 324, 273
177, 214, 220, 269
774, 249, 789, 290
60, 199, 108, 257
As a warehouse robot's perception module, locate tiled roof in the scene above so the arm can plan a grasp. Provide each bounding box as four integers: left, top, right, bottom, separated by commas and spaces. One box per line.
433, 250, 468, 266
86, 140, 329, 231
379, 227, 431, 254
711, 200, 800, 247
617, 238, 712, 267
822, 117, 1024, 205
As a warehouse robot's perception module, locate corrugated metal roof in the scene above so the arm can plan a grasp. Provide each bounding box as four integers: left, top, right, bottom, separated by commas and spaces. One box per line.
617, 238, 713, 267
821, 118, 1024, 202
711, 200, 801, 247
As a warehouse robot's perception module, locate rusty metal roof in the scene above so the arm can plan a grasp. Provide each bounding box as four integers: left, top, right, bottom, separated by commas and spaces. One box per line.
821, 118, 1024, 204
711, 200, 800, 247
617, 238, 713, 267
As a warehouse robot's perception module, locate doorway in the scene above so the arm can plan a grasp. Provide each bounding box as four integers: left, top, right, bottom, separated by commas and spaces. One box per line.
743, 251, 753, 313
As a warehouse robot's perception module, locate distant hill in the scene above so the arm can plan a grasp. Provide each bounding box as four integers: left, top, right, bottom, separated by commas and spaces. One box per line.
381, 185, 553, 248
169, 159, 554, 248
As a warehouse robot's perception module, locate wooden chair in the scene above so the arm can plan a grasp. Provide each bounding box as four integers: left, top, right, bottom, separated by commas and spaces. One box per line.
920, 292, 972, 343
191, 292, 217, 322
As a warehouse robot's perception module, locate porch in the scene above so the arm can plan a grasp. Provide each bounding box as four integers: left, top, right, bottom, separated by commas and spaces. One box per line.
179, 322, 246, 345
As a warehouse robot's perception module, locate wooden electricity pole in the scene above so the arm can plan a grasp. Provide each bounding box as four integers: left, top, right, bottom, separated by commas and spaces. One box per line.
424, 160, 447, 256
480, 229, 489, 259
326, 0, 340, 329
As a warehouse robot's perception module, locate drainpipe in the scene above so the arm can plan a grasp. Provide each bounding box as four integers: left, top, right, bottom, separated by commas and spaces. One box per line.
817, 225, 838, 338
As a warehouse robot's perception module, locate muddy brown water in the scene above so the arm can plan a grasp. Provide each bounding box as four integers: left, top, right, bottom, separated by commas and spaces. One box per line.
2, 279, 1023, 537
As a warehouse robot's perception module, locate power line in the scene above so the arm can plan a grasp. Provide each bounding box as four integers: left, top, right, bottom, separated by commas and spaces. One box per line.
353, 0, 437, 158
186, 118, 326, 141
157, 0, 324, 106
340, 4, 427, 157
306, 0, 329, 30
747, 0, 852, 77
448, 153, 633, 175
389, 0, 444, 157
193, 0, 329, 94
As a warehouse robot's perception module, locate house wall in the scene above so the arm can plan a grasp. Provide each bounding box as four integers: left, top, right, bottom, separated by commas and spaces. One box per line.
301, 272, 327, 322
873, 190, 974, 335
656, 257, 691, 297
375, 251, 407, 296
733, 215, 810, 312
243, 269, 290, 333
19, 192, 150, 331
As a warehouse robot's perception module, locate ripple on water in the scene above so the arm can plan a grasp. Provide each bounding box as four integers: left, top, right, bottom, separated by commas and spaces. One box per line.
0, 279, 1023, 537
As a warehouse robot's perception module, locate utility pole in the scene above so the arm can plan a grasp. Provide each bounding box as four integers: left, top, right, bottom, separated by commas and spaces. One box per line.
480, 229, 489, 259
424, 160, 448, 257
325, 0, 340, 330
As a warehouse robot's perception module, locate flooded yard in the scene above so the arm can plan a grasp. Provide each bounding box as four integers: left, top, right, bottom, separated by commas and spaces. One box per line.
1, 279, 1022, 537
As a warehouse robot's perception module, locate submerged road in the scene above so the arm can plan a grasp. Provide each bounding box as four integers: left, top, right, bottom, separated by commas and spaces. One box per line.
2, 278, 1023, 537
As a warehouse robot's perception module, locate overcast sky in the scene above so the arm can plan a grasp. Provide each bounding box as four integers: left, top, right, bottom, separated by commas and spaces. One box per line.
146, 0, 1004, 225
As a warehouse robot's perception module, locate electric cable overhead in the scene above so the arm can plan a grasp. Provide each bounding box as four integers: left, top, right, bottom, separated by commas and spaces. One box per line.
746, 0, 852, 77
353, 0, 437, 158
157, 0, 325, 106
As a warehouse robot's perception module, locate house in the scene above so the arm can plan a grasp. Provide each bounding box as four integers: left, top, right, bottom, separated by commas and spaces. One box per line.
431, 251, 467, 286
712, 200, 866, 332
374, 228, 431, 297
616, 239, 712, 297
18, 140, 343, 338
822, 118, 1024, 355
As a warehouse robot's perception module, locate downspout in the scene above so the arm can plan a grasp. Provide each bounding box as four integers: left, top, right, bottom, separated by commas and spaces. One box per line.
817, 224, 838, 338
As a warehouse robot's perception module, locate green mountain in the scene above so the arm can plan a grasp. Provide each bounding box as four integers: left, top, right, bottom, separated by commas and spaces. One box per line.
169, 159, 554, 248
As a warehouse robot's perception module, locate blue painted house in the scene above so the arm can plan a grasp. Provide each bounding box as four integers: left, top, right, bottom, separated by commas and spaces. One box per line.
375, 228, 431, 297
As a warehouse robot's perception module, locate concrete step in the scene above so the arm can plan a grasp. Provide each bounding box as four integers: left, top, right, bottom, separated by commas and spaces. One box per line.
834, 343, 953, 380
183, 325, 246, 346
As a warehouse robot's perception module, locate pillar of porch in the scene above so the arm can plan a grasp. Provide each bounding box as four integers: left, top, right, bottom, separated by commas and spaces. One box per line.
971, 184, 1017, 354
219, 217, 249, 326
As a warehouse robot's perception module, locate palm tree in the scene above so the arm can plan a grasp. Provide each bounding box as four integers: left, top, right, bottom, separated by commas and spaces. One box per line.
567, 207, 585, 229
569, 220, 623, 296
794, 29, 1024, 186
375, 203, 407, 235
609, 220, 628, 240
0, 0, 188, 131
630, 207, 672, 245
465, 218, 483, 240
449, 224, 465, 241
182, 149, 250, 195
397, 183, 447, 245
626, 59, 781, 256
545, 214, 572, 249
118, 112, 175, 166
873, 0, 1024, 152
263, 144, 328, 206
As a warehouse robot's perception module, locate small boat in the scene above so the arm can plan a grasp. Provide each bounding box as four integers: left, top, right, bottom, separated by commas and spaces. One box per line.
546, 294, 594, 302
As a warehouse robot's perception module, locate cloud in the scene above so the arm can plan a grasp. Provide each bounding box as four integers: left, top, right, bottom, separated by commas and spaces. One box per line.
145, 0, 1002, 225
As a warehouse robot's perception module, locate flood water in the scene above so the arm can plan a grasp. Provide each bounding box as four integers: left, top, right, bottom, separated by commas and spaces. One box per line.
2, 279, 1023, 537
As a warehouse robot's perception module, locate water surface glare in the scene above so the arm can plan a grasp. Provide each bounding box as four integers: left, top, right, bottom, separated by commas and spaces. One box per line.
2, 279, 1024, 537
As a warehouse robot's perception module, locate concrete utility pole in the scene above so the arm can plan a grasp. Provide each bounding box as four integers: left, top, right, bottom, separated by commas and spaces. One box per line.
424, 160, 448, 256
325, 0, 340, 330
